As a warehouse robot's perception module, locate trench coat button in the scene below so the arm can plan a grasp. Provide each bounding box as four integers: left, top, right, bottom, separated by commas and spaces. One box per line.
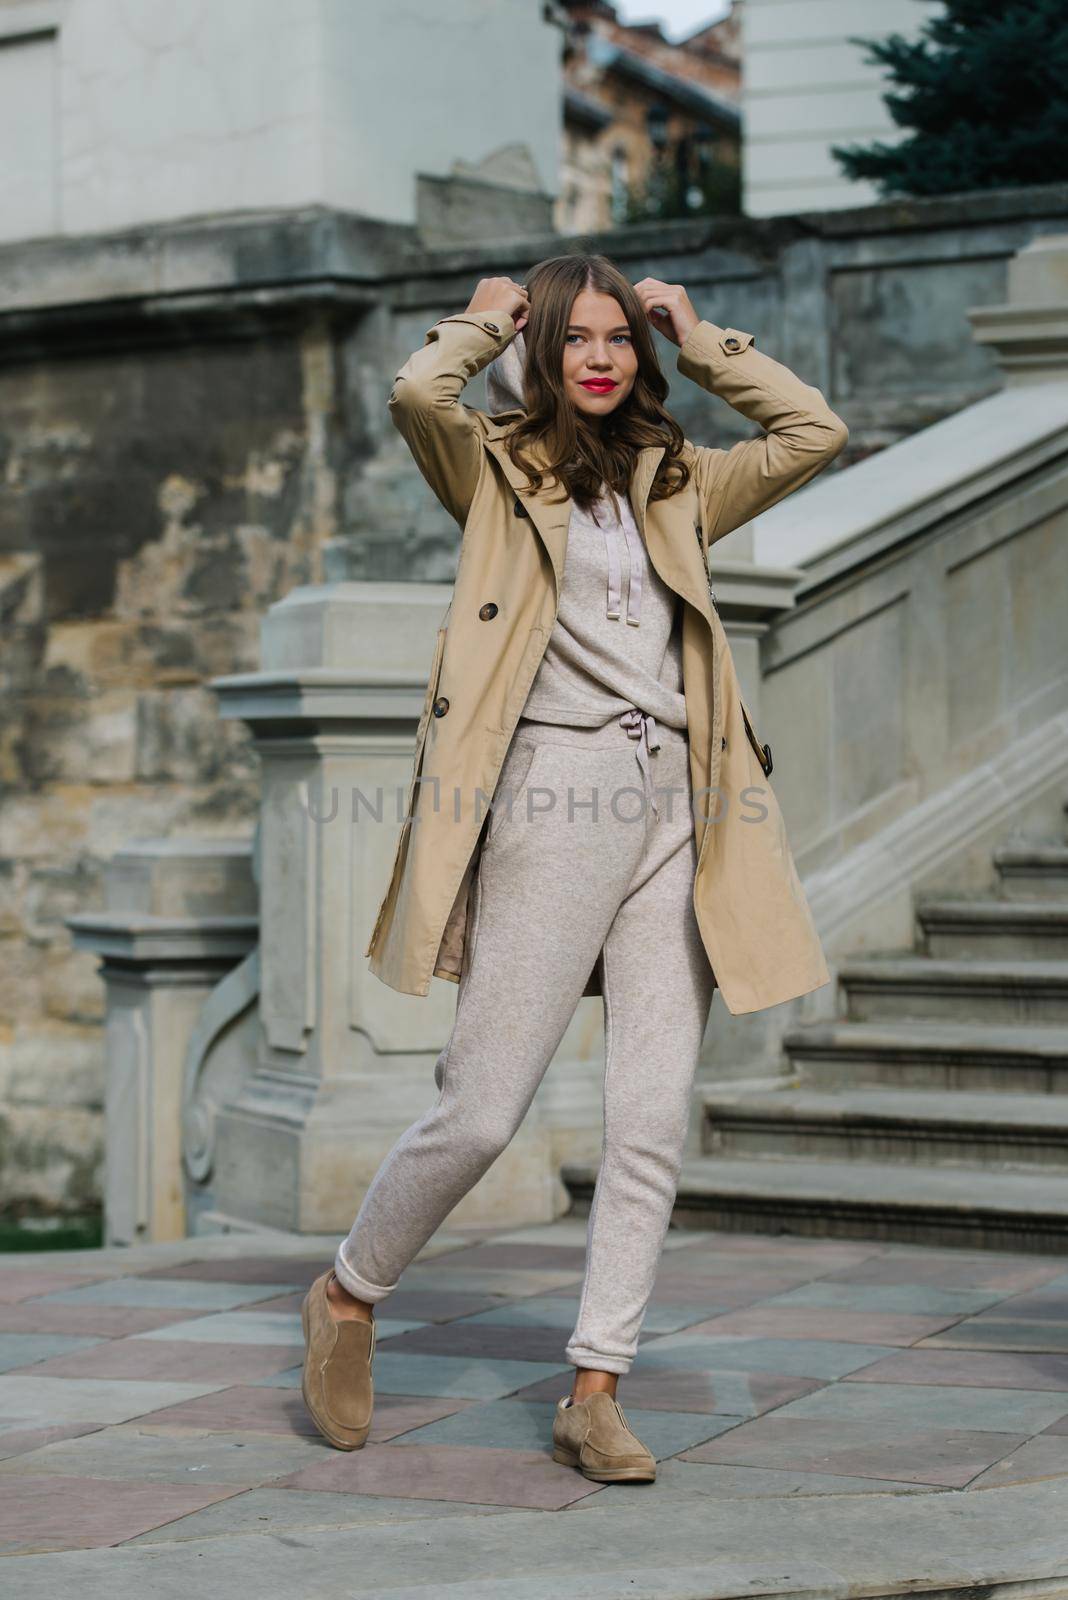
478, 602, 498, 620
484, 321, 500, 334
432, 696, 450, 717
513, 497, 530, 518
724, 336, 741, 351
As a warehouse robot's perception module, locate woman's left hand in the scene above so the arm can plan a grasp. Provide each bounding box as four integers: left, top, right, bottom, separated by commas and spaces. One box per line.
633, 279, 700, 348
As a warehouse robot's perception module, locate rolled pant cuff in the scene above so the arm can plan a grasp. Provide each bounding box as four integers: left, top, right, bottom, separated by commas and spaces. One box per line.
333, 1245, 398, 1304
565, 1344, 632, 1376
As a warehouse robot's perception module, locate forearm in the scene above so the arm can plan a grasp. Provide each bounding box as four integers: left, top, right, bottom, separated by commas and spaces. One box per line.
387, 312, 516, 525
677, 321, 846, 451
677, 320, 848, 540
389, 312, 517, 425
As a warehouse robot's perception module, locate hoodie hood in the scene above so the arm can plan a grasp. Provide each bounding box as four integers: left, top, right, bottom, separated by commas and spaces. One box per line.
485, 330, 527, 417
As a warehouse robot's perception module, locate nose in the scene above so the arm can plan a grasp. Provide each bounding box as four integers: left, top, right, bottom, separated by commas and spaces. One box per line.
586, 344, 614, 370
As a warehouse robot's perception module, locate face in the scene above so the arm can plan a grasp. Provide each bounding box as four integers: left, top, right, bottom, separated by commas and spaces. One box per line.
561, 288, 639, 421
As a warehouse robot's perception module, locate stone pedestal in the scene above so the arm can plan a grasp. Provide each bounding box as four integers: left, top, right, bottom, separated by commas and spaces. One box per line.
208, 581, 604, 1235
968, 232, 1068, 385
67, 841, 258, 1245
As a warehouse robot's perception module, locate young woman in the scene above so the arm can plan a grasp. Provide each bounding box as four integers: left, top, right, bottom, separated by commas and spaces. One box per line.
301, 254, 848, 1481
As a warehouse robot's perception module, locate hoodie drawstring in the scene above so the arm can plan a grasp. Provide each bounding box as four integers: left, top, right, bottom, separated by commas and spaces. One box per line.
600, 504, 644, 626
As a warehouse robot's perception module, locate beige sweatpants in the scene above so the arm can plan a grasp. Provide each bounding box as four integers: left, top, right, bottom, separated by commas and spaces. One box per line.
335, 712, 716, 1375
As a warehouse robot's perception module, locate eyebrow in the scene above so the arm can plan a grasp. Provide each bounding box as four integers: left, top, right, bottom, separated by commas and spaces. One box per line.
567, 324, 631, 335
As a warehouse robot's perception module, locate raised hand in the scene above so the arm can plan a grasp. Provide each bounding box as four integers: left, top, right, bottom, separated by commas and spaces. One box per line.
463, 276, 531, 334
633, 278, 699, 348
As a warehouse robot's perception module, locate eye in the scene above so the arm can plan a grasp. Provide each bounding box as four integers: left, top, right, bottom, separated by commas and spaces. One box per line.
564, 333, 584, 345
610, 333, 632, 345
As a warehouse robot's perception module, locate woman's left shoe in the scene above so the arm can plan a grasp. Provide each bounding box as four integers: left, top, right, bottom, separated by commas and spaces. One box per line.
551, 1391, 656, 1483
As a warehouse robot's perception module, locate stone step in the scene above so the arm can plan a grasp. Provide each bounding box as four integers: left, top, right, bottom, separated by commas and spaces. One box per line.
994, 842, 1068, 900
782, 1017, 1068, 1092
701, 1086, 1068, 1168
917, 897, 1068, 958
839, 956, 1068, 1023
560, 1155, 1068, 1253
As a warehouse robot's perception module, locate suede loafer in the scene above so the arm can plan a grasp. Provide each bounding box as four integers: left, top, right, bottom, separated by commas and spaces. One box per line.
301, 1269, 376, 1451
552, 1391, 656, 1482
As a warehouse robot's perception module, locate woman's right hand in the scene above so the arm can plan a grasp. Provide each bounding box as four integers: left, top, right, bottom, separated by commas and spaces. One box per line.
463, 277, 530, 333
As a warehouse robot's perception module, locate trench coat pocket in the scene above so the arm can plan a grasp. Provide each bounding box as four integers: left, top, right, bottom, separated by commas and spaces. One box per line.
404, 624, 448, 816
738, 695, 773, 779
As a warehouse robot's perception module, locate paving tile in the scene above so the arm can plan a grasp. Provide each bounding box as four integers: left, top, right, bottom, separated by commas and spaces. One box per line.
279, 1442, 603, 1509
425, 1243, 590, 1272
240, 1291, 305, 1314
394, 1267, 586, 1298
572, 1457, 939, 1501
967, 1433, 1068, 1487
0, 1420, 333, 1485
483, 1221, 607, 1248
677, 1416, 1028, 1488
649, 1279, 820, 1311
775, 1380, 1068, 1435
455, 1296, 713, 1337
0, 1421, 103, 1462
0, 1270, 111, 1304
140, 1386, 471, 1443
990, 1291, 1068, 1322
372, 1352, 572, 1399
0, 1474, 241, 1555
508, 1366, 825, 1417
140, 1257, 327, 1286
654, 1257, 828, 1283
251, 1365, 303, 1389
0, 1302, 210, 1337
677, 1306, 965, 1346
133, 1311, 303, 1345
762, 1282, 1004, 1317
635, 1333, 897, 1380
38, 1278, 297, 1311
366, 1289, 512, 1323
819, 1253, 1068, 1293
663, 1235, 879, 1265
390, 1397, 741, 1460
842, 1348, 1068, 1391
0, 1375, 227, 1425
921, 1319, 1068, 1353
372, 1322, 602, 1364
13, 1337, 304, 1384
0, 1332, 104, 1372
363, 1317, 429, 1340
126, 1485, 510, 1544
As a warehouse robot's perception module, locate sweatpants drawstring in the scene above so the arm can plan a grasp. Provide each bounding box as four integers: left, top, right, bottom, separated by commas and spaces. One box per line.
618, 707, 661, 819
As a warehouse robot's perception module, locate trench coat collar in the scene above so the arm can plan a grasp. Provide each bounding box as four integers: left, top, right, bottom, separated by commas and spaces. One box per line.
480, 415, 710, 627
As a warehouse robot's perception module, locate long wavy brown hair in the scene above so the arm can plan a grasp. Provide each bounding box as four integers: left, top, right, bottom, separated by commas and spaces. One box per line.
505, 253, 690, 512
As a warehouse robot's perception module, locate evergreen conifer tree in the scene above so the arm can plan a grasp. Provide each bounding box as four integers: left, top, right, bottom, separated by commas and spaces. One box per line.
831, 0, 1068, 197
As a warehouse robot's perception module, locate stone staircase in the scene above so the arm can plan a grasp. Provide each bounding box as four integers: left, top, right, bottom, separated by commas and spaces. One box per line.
563, 812, 1068, 1253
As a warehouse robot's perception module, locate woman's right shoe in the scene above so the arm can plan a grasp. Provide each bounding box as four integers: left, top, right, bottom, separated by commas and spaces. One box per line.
551, 1391, 656, 1482
301, 1269, 376, 1451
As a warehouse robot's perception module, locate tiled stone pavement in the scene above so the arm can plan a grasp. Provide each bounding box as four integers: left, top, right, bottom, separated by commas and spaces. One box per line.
1, 1220, 1068, 1598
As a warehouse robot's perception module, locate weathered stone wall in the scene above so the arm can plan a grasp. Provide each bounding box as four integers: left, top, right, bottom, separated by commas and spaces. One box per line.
2, 183, 1066, 1217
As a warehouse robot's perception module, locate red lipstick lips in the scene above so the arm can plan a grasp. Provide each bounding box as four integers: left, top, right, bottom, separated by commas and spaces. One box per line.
580, 379, 618, 393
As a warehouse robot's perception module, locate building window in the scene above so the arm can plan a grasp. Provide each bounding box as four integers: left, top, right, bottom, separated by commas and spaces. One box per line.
610, 147, 628, 223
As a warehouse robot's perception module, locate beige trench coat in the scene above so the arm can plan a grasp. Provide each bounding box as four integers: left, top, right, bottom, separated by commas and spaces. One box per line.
364, 310, 848, 1014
